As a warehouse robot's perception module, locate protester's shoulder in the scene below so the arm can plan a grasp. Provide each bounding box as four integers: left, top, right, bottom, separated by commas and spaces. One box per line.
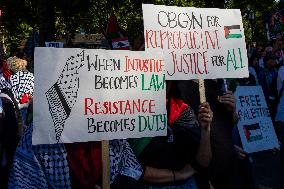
248, 66, 255, 71
0, 95, 13, 105
278, 66, 284, 80
175, 106, 199, 128
279, 66, 284, 73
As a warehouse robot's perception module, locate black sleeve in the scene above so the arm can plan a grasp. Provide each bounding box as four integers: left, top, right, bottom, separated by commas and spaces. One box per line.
172, 107, 208, 173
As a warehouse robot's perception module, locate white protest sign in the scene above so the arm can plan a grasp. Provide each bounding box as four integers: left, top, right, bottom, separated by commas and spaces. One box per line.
33, 48, 167, 144
45, 42, 64, 48
142, 4, 249, 80
235, 86, 279, 153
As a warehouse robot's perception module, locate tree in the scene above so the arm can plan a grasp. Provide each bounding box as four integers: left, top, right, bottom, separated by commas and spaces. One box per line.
38, 0, 55, 46
226, 0, 278, 44
0, 0, 281, 54
205, 0, 225, 8
0, 0, 37, 54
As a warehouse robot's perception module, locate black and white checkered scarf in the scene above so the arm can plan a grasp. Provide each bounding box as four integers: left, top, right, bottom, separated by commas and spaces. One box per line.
9, 71, 34, 102
8, 123, 142, 188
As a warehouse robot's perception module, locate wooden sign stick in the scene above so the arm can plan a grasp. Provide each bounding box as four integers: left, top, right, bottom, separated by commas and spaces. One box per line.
102, 140, 110, 189
199, 79, 206, 103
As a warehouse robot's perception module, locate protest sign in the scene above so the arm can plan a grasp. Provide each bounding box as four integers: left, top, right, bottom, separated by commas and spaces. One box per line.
235, 86, 279, 153
45, 41, 64, 48
142, 4, 249, 80
33, 48, 167, 145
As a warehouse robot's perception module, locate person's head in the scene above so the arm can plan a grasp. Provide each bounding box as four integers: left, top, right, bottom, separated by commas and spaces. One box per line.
132, 34, 145, 51
6, 56, 28, 73
249, 56, 258, 67
264, 53, 277, 69
261, 50, 266, 58
166, 80, 181, 101
252, 42, 257, 48
257, 46, 263, 55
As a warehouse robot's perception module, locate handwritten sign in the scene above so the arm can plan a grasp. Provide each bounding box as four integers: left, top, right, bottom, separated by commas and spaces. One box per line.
142, 4, 249, 80
32, 48, 166, 144
235, 86, 279, 153
45, 42, 64, 48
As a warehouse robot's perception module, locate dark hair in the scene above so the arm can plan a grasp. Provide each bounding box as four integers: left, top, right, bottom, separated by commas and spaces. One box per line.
248, 56, 258, 66
264, 52, 276, 62
132, 34, 145, 51
166, 80, 181, 99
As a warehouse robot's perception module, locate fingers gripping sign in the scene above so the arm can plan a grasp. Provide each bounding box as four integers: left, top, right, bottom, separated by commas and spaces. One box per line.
198, 102, 213, 131
218, 91, 237, 112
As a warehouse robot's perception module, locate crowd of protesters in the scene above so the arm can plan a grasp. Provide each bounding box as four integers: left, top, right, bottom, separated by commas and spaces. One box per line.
0, 33, 283, 189
246, 39, 284, 144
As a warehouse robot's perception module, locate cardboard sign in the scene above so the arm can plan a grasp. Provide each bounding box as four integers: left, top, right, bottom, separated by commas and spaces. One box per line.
235, 86, 279, 153
142, 4, 249, 80
45, 42, 64, 48
33, 48, 167, 144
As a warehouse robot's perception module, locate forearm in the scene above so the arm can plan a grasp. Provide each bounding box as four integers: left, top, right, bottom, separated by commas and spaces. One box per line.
232, 111, 239, 125
142, 165, 196, 183
142, 166, 175, 183
196, 129, 212, 167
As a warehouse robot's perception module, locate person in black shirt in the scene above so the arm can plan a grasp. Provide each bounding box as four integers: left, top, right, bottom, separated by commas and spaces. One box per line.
179, 79, 242, 189
129, 81, 213, 189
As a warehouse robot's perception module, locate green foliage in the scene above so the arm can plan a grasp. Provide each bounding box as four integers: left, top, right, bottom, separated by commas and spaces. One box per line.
0, 0, 38, 53
226, 0, 279, 44
0, 0, 281, 54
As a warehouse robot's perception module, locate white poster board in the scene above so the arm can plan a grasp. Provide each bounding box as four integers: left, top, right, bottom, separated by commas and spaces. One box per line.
143, 4, 249, 80
235, 86, 279, 153
33, 48, 167, 144
45, 42, 64, 48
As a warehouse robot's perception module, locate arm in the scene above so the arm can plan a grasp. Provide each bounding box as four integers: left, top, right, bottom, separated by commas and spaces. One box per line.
142, 164, 196, 183
234, 145, 248, 160
196, 102, 213, 167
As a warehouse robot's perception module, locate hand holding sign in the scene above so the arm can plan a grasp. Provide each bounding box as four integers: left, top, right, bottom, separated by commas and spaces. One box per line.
218, 91, 237, 112
234, 145, 248, 160
198, 102, 213, 131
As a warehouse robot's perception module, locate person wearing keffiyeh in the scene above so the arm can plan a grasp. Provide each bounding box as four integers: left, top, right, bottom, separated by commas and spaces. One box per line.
0, 54, 21, 189
3, 55, 33, 130
8, 120, 143, 189
6, 56, 34, 104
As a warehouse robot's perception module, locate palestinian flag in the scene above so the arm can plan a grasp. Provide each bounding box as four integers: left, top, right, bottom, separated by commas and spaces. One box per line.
112, 37, 130, 50
106, 14, 121, 39
106, 14, 130, 50
243, 123, 263, 142
224, 25, 242, 39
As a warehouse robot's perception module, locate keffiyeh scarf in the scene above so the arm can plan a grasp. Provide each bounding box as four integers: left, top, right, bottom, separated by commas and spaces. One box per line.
9, 71, 34, 102
8, 124, 143, 188
0, 75, 11, 92
8, 124, 71, 189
